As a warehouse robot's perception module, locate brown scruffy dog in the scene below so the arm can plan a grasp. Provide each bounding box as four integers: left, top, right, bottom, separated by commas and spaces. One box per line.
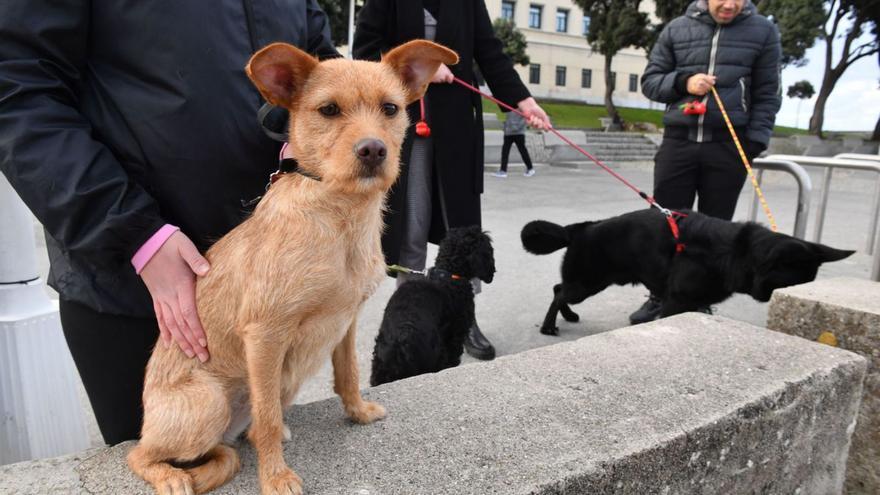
127, 40, 458, 495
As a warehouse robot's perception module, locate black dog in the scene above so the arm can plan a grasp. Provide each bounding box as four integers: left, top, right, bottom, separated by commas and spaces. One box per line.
521, 209, 853, 335
370, 226, 495, 386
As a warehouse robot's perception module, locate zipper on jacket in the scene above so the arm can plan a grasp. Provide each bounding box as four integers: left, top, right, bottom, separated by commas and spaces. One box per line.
739, 77, 748, 112
241, 0, 259, 53
698, 25, 722, 143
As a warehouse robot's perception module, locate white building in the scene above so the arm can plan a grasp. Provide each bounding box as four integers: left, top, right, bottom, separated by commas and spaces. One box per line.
484, 0, 661, 109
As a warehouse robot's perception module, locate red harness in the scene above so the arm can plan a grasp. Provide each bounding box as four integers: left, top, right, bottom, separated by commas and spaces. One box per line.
665, 211, 688, 254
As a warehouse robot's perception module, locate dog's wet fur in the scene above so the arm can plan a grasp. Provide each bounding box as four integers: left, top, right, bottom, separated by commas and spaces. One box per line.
127, 40, 458, 495
370, 226, 495, 386
522, 208, 854, 335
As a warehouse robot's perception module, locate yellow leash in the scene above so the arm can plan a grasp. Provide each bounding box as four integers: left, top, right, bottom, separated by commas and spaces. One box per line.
709, 86, 778, 232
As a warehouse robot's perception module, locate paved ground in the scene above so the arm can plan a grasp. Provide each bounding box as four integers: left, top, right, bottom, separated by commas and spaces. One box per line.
29, 156, 878, 448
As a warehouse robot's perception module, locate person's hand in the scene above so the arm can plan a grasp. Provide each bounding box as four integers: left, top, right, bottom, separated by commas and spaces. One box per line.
742, 138, 766, 161
431, 64, 454, 84
687, 74, 716, 96
140, 231, 211, 362
517, 97, 552, 130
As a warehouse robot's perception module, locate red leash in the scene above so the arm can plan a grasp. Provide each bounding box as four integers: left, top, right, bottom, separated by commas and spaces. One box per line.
451, 76, 687, 251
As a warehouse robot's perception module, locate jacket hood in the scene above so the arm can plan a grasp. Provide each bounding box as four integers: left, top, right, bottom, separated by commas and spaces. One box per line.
687, 0, 756, 25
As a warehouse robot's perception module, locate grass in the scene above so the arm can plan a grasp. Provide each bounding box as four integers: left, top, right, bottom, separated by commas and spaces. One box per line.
482, 98, 809, 136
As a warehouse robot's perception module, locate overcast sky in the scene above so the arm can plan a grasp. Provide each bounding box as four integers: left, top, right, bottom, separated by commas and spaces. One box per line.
776, 23, 879, 132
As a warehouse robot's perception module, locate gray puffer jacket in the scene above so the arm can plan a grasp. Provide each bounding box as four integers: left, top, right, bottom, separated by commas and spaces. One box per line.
641, 0, 781, 148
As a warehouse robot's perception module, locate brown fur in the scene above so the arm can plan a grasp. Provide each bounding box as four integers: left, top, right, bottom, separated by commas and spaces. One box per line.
127, 41, 458, 495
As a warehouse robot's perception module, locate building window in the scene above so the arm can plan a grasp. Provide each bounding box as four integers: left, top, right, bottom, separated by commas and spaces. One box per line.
529, 5, 542, 29
502, 1, 515, 21
529, 64, 541, 84
582, 16, 591, 35
556, 9, 569, 33
629, 74, 638, 92
555, 66, 566, 87
581, 69, 592, 88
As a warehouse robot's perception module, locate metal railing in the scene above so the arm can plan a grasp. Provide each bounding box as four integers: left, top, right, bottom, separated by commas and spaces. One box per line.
747, 158, 812, 240
765, 154, 880, 282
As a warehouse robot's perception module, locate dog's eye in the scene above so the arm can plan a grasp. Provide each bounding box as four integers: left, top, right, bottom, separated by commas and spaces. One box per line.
382, 103, 398, 116
318, 103, 340, 117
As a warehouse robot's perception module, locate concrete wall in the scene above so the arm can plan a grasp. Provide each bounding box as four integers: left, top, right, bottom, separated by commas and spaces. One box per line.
0, 314, 866, 495
768, 277, 880, 495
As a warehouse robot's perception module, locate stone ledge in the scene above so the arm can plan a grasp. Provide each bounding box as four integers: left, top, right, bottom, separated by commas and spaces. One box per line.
0, 314, 867, 494
767, 277, 880, 494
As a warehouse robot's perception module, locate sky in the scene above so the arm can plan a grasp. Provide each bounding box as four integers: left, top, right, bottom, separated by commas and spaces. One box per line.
776, 23, 879, 132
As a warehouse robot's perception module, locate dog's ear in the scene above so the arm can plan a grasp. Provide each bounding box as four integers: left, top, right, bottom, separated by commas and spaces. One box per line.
809, 242, 855, 263
766, 237, 854, 265
246, 42, 319, 108
382, 40, 459, 103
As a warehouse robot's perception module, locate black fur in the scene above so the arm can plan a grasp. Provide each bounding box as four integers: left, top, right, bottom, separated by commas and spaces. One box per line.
370, 226, 496, 386
522, 209, 854, 335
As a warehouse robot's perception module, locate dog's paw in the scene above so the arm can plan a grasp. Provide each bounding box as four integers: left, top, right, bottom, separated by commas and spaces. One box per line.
260, 467, 303, 495
560, 309, 580, 323
346, 400, 387, 424
540, 325, 560, 336
282, 424, 292, 442
155, 471, 195, 495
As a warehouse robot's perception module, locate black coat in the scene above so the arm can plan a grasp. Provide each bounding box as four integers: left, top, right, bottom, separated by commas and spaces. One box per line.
641, 0, 781, 147
353, 0, 530, 265
0, 0, 338, 316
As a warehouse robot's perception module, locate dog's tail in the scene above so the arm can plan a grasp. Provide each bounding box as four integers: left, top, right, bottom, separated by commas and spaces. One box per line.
128, 443, 240, 494
521, 220, 570, 254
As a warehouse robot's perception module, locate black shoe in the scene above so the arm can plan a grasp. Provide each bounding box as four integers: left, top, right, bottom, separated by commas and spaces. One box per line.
629, 294, 662, 324
464, 321, 496, 360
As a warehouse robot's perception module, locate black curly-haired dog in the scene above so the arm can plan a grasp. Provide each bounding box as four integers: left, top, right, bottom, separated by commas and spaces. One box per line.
522, 208, 854, 335
370, 226, 495, 386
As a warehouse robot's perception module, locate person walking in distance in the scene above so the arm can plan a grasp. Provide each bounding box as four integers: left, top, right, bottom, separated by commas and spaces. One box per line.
493, 111, 536, 178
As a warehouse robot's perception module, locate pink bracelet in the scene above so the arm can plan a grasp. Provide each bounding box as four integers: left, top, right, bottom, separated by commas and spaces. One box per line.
131, 224, 180, 274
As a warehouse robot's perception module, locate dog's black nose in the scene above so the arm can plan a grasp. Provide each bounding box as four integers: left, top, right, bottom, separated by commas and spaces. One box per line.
355, 139, 387, 168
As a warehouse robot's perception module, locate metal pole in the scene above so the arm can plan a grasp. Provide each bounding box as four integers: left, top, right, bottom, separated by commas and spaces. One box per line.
0, 175, 90, 465
347, 0, 356, 58
867, 177, 880, 255
873, 217, 880, 281
812, 167, 833, 244
750, 159, 811, 240
747, 169, 763, 223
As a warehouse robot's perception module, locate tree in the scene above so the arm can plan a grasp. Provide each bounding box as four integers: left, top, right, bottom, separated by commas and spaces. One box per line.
316, 0, 358, 47
493, 18, 530, 66
761, 0, 826, 67
574, 0, 651, 130
787, 80, 816, 128
798, 0, 879, 136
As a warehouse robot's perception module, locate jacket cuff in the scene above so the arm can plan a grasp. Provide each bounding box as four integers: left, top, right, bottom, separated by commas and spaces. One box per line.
131, 224, 180, 274
674, 72, 695, 96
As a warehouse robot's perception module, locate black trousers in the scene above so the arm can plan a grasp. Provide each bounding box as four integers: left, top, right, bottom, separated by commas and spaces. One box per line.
59, 299, 159, 445
500, 134, 533, 172
652, 137, 748, 221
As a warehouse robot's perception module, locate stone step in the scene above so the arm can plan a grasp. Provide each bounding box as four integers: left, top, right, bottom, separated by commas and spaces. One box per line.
0, 314, 866, 495
768, 277, 880, 494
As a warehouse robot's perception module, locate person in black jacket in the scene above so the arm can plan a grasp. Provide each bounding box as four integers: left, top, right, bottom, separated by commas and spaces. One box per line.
632, 0, 782, 324
0, 0, 338, 445
353, 0, 551, 361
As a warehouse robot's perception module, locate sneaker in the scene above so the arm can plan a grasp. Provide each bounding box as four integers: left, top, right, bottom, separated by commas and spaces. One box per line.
524, 169, 536, 177
491, 171, 507, 178
629, 294, 662, 324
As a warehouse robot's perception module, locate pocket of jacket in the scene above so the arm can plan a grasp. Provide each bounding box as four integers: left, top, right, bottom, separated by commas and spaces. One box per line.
739, 77, 748, 113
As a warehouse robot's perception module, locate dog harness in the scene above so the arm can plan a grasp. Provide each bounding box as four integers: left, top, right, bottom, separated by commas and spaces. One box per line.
666, 211, 688, 254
